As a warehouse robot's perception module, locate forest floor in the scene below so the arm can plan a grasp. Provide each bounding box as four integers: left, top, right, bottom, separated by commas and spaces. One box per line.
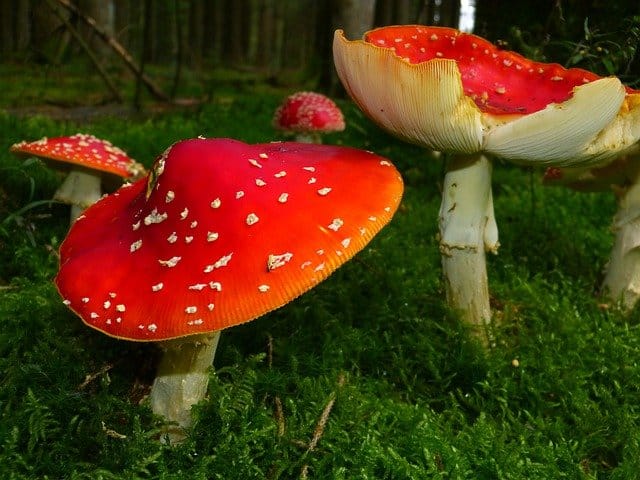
1, 64, 640, 479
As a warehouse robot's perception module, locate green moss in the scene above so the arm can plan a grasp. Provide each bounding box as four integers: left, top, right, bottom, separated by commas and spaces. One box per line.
1, 92, 639, 479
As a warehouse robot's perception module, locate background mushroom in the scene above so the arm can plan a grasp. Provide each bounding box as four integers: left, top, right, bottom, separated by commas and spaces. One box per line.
544, 152, 640, 310
10, 133, 146, 223
55, 137, 403, 443
273, 91, 345, 143
333, 25, 640, 338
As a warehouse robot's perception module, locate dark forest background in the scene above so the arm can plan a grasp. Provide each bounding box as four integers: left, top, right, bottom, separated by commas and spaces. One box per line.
1, 0, 639, 102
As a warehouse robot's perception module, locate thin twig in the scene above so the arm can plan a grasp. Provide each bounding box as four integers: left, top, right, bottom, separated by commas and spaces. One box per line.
300, 373, 346, 479
267, 334, 286, 436
78, 363, 115, 390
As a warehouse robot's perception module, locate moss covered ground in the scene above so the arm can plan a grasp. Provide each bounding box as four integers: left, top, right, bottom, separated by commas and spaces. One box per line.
1, 79, 639, 479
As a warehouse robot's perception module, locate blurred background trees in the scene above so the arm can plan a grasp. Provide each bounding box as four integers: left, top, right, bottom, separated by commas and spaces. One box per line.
0, 0, 638, 100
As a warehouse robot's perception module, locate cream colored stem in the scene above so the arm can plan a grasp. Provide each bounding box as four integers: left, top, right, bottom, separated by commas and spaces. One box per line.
149, 332, 221, 444
602, 180, 640, 310
438, 154, 498, 337
53, 170, 102, 223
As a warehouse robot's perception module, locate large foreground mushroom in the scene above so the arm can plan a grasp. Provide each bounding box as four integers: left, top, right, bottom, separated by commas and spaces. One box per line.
55, 137, 403, 442
10, 133, 146, 223
333, 25, 640, 336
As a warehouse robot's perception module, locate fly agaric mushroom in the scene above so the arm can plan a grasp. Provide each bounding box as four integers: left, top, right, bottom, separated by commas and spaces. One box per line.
273, 91, 346, 143
333, 25, 640, 336
10, 133, 146, 223
544, 152, 640, 310
55, 137, 403, 442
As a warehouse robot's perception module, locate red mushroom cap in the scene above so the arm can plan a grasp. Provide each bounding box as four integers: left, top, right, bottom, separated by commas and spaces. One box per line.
10, 133, 145, 179
55, 138, 403, 341
363, 25, 638, 116
273, 92, 345, 134
334, 26, 640, 166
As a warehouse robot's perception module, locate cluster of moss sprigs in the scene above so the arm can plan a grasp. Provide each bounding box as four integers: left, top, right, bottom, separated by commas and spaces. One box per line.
1, 97, 640, 478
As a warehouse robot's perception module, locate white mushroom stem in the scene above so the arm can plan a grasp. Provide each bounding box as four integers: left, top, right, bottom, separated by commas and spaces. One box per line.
438, 153, 498, 336
53, 170, 103, 223
149, 331, 221, 444
294, 133, 321, 144
602, 177, 640, 310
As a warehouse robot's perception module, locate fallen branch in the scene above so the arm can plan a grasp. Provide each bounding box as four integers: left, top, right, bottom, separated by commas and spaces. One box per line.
45, 0, 123, 102
54, 0, 170, 102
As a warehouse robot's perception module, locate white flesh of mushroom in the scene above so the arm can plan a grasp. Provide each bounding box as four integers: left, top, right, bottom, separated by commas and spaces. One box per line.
149, 332, 221, 444
53, 170, 103, 223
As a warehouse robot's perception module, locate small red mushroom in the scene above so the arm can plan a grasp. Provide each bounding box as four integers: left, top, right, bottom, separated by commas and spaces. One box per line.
55, 137, 403, 442
273, 91, 345, 143
333, 25, 640, 336
10, 133, 146, 223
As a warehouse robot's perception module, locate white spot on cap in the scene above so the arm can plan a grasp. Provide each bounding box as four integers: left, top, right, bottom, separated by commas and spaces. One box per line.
188, 283, 207, 290
90, 312, 99, 319
341, 238, 351, 248
255, 178, 267, 187
82, 297, 90, 303
103, 301, 111, 309
180, 208, 189, 220
246, 213, 259, 225
109, 292, 116, 298
236, 191, 244, 199
148, 324, 157, 332
380, 160, 391, 166
132, 220, 141, 231
278, 193, 289, 203
185, 236, 194, 244
301, 261, 312, 269
267, 252, 293, 271
207, 232, 219, 242
165, 191, 175, 203
259, 153, 268, 159
190, 221, 198, 228
274, 171, 287, 178
317, 187, 332, 196
211, 198, 221, 209
328, 218, 344, 231
152, 282, 164, 292
308, 177, 317, 184
144, 208, 168, 225
188, 319, 204, 326
258, 284, 270, 292
116, 304, 126, 312
159, 256, 181, 267
207, 303, 215, 311
368, 216, 377, 222
205, 253, 233, 272
248, 158, 262, 168
167, 232, 178, 243
303, 166, 316, 172
130, 239, 142, 252
209, 282, 222, 291
63, 299, 71, 306
316, 249, 324, 255
185, 306, 197, 314
314, 263, 325, 272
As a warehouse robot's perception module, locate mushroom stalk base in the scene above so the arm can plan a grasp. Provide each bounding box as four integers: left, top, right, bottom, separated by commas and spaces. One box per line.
602, 180, 640, 310
149, 332, 221, 443
53, 169, 102, 223
438, 154, 498, 339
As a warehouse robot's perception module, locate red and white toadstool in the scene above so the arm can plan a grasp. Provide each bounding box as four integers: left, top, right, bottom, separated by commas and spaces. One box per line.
333, 25, 640, 336
273, 91, 346, 143
55, 137, 403, 442
10, 133, 146, 223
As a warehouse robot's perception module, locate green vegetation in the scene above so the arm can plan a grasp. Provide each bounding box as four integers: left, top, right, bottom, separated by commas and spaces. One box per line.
1, 74, 639, 479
